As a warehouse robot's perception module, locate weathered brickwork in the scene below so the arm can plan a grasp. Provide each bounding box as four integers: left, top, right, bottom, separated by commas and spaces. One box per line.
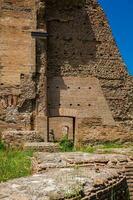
46, 0, 132, 130
0, 0, 132, 144
46, 0, 127, 79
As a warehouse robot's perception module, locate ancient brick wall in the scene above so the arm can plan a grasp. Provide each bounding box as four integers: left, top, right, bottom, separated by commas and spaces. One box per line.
100, 76, 133, 129
48, 77, 115, 125
32, 152, 131, 200
0, 0, 47, 138
46, 0, 127, 79
0, 0, 36, 85
0, 0, 132, 143
46, 0, 132, 129
0, 0, 36, 132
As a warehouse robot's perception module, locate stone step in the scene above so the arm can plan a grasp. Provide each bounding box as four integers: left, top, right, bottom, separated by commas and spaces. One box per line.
23, 142, 60, 152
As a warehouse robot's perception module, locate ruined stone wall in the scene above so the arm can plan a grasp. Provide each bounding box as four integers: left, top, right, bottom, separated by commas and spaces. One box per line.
100, 76, 133, 129
0, 0, 36, 85
0, 0, 36, 132
32, 152, 131, 200
0, 0, 132, 143
0, 0, 48, 139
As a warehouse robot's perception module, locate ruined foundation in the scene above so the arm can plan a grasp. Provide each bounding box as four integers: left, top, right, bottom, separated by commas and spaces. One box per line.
0, 152, 132, 200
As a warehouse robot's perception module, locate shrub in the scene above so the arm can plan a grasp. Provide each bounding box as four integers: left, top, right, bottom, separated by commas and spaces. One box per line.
59, 135, 74, 152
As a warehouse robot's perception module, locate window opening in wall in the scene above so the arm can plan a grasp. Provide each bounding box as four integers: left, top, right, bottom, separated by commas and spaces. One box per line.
70, 104, 72, 106
78, 87, 80, 89
89, 87, 91, 89
88, 104, 91, 106
77, 104, 80, 106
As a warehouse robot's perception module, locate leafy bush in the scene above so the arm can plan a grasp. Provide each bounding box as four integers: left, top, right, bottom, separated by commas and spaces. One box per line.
59, 136, 74, 152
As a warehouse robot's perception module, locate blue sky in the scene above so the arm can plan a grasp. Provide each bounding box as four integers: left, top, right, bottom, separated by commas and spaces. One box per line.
98, 0, 133, 75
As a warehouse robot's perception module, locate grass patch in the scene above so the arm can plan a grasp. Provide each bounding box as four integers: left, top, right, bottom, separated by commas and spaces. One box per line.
99, 142, 124, 149
76, 145, 96, 153
74, 142, 129, 154
59, 140, 124, 153
0, 148, 33, 182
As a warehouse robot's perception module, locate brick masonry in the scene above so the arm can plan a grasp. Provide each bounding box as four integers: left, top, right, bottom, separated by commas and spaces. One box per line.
0, 0, 132, 145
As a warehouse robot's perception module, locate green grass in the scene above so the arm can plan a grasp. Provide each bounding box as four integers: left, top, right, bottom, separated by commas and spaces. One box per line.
74, 142, 131, 154
0, 148, 33, 182
76, 145, 96, 153
59, 138, 126, 153
98, 142, 124, 149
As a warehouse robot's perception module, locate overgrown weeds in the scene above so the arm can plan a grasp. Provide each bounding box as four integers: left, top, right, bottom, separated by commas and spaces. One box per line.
99, 142, 124, 149
0, 140, 33, 182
